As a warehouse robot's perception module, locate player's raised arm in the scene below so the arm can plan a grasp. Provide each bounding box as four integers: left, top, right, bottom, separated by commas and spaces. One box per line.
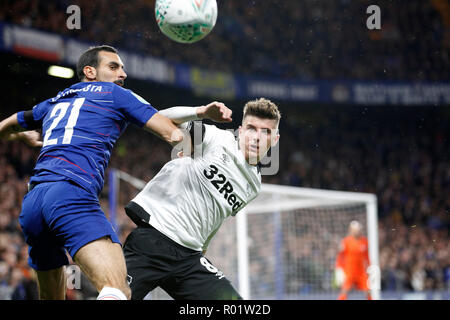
112, 85, 186, 147
197, 101, 232, 123
159, 101, 232, 125
0, 113, 22, 138
157, 102, 232, 156
143, 113, 185, 147
0, 113, 42, 147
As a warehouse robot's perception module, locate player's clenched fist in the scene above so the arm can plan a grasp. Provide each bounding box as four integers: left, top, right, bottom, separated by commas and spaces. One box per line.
16, 131, 43, 147
197, 101, 232, 123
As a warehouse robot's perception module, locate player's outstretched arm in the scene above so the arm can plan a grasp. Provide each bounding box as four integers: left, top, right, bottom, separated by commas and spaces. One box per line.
197, 101, 232, 123
0, 113, 42, 147
144, 112, 185, 147
159, 101, 232, 125
155, 102, 232, 156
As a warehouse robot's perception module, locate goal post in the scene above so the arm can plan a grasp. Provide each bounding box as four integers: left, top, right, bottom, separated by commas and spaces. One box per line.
232, 184, 380, 300
109, 169, 380, 300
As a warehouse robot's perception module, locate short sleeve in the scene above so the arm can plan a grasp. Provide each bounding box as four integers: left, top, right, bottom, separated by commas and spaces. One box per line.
17, 100, 49, 129
32, 101, 50, 121
113, 86, 158, 127
16, 111, 27, 128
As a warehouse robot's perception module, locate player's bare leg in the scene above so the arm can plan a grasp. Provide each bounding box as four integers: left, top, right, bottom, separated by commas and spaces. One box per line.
74, 236, 131, 299
36, 267, 66, 300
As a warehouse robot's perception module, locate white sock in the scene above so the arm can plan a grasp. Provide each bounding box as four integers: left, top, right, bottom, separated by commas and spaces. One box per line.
97, 286, 127, 300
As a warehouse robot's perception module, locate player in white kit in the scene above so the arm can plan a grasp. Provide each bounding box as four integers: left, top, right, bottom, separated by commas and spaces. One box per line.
123, 98, 281, 300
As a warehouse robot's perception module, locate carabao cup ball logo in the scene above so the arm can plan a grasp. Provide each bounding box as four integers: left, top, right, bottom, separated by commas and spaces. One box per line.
155, 0, 218, 44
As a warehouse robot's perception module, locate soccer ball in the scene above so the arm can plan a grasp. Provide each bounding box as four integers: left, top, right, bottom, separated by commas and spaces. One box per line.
155, 0, 218, 44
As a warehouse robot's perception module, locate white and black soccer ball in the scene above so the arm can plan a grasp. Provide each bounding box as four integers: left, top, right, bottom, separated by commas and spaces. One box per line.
155, 0, 218, 44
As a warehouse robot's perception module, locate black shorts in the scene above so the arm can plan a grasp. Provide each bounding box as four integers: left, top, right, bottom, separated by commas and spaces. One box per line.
123, 225, 242, 300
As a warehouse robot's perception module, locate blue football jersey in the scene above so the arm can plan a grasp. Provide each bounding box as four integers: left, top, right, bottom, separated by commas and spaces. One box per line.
17, 81, 157, 194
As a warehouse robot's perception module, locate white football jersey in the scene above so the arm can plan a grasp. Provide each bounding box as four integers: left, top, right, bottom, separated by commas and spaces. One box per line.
132, 123, 261, 251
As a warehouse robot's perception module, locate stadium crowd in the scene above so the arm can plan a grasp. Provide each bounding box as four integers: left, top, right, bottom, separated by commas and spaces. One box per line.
0, 104, 448, 299
0, 0, 448, 81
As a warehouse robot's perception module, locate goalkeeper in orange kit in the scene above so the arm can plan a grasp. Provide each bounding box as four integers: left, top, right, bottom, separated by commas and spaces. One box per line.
335, 220, 372, 300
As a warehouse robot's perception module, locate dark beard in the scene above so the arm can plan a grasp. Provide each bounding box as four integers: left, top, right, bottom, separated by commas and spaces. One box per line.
114, 79, 124, 86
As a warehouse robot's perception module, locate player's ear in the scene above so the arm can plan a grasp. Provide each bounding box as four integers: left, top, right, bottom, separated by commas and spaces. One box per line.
271, 132, 280, 147
83, 65, 97, 81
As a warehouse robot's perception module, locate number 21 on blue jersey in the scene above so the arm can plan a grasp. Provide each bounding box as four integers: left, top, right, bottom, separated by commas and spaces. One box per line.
43, 97, 85, 147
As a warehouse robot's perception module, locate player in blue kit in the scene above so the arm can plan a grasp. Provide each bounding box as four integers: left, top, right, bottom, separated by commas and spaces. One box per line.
0, 45, 196, 300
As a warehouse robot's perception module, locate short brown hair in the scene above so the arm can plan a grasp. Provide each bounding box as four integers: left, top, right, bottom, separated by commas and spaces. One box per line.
243, 98, 281, 125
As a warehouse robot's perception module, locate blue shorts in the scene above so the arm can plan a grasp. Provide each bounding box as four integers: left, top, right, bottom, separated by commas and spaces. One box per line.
19, 180, 120, 271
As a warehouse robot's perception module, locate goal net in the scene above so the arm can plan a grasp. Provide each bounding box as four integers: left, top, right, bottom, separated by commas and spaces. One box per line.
109, 169, 380, 300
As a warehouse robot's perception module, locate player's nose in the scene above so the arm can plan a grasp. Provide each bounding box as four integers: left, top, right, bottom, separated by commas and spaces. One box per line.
119, 68, 127, 79
255, 129, 263, 141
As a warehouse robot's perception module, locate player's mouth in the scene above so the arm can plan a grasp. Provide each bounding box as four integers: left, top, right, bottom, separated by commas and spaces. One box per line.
114, 79, 124, 86
249, 144, 259, 152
